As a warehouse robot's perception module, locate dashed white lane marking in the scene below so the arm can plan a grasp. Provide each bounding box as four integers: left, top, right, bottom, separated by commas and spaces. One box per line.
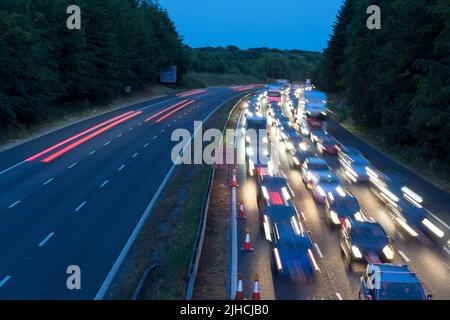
89, 150, 96, 155
117, 134, 122, 138
336, 293, 343, 300
153, 136, 157, 140
144, 143, 149, 148
43, 178, 54, 186
104, 141, 111, 146
398, 250, 410, 263
168, 124, 171, 127
132, 153, 138, 158
100, 180, 109, 188
179, 116, 182, 119
0, 276, 11, 288
8, 201, 21, 209
160, 129, 165, 133
314, 243, 324, 258
118, 164, 125, 171
138, 122, 142, 126
38, 232, 55, 247
68, 162, 77, 169
129, 127, 133, 131
75, 201, 87, 212
173, 120, 177, 123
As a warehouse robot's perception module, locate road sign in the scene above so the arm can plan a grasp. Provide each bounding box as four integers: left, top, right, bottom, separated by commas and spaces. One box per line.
160, 65, 177, 83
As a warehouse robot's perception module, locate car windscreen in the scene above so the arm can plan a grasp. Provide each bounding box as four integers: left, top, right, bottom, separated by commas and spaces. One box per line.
332, 198, 360, 214
308, 163, 328, 171
379, 282, 426, 300
268, 91, 281, 97
352, 225, 387, 245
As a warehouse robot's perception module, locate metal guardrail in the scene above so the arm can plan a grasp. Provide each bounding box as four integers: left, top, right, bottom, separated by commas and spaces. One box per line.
131, 263, 157, 300
185, 92, 255, 300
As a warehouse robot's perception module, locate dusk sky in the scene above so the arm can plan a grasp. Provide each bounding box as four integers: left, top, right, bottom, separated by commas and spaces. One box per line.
156, 0, 344, 52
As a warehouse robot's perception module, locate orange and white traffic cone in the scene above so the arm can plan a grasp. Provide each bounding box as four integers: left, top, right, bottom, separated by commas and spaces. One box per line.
236, 201, 247, 219
231, 168, 238, 187
234, 273, 244, 300
241, 228, 254, 252
252, 274, 261, 300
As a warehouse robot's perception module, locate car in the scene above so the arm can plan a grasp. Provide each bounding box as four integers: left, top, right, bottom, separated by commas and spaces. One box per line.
285, 131, 307, 154
338, 147, 371, 182
301, 157, 330, 185
310, 129, 328, 144
309, 171, 343, 203
317, 136, 340, 155
298, 118, 311, 136
359, 264, 431, 300
366, 168, 446, 241
287, 149, 315, 169
245, 114, 269, 176
257, 175, 293, 210
263, 206, 320, 282
325, 188, 362, 226
340, 219, 395, 265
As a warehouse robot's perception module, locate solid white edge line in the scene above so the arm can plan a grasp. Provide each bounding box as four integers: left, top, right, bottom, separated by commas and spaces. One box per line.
0, 161, 26, 175
95, 93, 243, 300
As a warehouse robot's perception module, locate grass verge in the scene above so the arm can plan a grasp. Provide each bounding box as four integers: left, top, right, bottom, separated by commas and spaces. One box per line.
180, 71, 262, 88
104, 94, 248, 299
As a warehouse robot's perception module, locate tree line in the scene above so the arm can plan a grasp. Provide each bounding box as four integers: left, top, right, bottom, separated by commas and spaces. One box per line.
0, 0, 186, 130
187, 46, 321, 82
319, 0, 450, 171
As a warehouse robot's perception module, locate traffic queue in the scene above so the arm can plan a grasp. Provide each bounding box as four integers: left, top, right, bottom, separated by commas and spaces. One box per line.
241, 81, 437, 300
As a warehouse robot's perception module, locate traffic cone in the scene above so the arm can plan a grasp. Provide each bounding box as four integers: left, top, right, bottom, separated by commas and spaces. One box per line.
231, 168, 238, 187
252, 274, 261, 300
241, 228, 254, 252
236, 201, 247, 219
234, 273, 244, 300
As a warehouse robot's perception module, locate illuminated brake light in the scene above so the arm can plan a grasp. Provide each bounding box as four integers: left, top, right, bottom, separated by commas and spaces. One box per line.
270, 192, 284, 205
26, 111, 135, 162
41, 111, 142, 163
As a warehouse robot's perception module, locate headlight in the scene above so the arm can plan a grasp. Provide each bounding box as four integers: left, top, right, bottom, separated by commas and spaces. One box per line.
245, 136, 251, 143
299, 142, 308, 151
317, 186, 326, 197
352, 245, 362, 258
246, 147, 253, 156
293, 157, 300, 165
383, 245, 395, 260
286, 142, 294, 150
422, 218, 445, 238
263, 137, 268, 144
329, 210, 340, 225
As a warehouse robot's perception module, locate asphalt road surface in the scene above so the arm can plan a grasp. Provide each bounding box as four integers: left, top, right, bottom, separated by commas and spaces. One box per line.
234, 92, 450, 300
0, 87, 253, 299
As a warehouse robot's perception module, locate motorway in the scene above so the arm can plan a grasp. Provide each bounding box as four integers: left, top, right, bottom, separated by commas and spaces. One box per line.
234, 90, 450, 300
0, 86, 254, 299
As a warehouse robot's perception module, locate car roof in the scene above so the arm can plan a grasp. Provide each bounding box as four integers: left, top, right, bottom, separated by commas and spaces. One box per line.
305, 157, 327, 165
370, 264, 421, 284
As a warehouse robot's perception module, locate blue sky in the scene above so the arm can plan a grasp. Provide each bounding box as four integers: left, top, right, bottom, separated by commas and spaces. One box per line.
156, 0, 344, 52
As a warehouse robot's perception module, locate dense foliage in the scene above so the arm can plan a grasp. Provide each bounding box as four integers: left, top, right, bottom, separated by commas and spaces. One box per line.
0, 0, 186, 129
319, 0, 450, 168
187, 46, 322, 82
